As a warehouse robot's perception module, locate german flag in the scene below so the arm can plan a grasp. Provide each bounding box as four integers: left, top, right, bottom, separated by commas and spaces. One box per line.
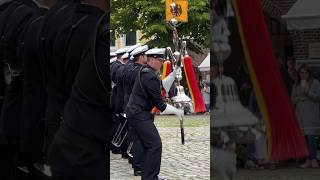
161, 60, 172, 97
232, 0, 308, 160
151, 60, 172, 114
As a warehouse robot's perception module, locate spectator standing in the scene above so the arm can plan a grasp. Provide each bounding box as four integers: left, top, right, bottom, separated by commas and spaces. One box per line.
202, 80, 210, 113
291, 64, 320, 168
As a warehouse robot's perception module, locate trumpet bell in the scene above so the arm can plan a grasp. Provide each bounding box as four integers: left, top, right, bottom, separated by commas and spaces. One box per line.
126, 141, 134, 158
111, 115, 128, 147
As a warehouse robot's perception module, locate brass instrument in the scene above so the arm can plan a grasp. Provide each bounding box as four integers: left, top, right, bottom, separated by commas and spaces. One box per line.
111, 113, 128, 147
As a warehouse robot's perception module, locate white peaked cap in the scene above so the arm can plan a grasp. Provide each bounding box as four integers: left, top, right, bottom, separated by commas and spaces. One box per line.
130, 45, 149, 57
115, 48, 127, 55
145, 48, 166, 56
121, 52, 129, 59
126, 43, 141, 53
110, 57, 117, 63
110, 52, 116, 57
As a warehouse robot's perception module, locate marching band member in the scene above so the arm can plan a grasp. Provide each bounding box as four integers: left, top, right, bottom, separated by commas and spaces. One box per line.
126, 48, 183, 180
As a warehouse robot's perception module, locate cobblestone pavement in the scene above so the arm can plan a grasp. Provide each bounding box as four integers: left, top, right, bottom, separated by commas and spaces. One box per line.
110, 115, 210, 180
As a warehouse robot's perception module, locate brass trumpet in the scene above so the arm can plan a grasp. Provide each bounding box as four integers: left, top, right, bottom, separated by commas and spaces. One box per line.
111, 113, 128, 147
126, 140, 134, 158
126, 126, 136, 158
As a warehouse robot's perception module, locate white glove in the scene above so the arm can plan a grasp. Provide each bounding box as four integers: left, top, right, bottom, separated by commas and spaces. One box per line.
161, 104, 184, 120
162, 66, 178, 93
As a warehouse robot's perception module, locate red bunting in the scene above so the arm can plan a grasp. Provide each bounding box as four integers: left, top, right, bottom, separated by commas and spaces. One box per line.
183, 55, 206, 113
233, 0, 308, 160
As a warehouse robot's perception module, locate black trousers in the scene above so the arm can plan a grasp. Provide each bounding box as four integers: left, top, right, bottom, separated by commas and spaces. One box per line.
0, 141, 19, 180
48, 124, 109, 180
110, 113, 121, 153
110, 113, 128, 155
132, 119, 162, 180
119, 116, 128, 157
0, 137, 50, 180
44, 102, 62, 156
127, 125, 143, 172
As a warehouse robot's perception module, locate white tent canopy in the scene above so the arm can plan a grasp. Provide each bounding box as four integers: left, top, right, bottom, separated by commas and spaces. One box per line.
282, 0, 320, 30
198, 53, 210, 72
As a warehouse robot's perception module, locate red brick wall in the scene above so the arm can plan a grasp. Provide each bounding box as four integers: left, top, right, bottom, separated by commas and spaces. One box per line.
268, 0, 297, 14
261, 0, 283, 18
290, 30, 320, 60
262, 0, 320, 61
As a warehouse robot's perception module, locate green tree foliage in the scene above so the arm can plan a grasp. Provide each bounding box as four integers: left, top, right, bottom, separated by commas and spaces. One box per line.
111, 0, 210, 53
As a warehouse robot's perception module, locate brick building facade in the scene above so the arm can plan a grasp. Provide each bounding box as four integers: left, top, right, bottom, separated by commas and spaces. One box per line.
262, 0, 320, 78
263, 0, 320, 61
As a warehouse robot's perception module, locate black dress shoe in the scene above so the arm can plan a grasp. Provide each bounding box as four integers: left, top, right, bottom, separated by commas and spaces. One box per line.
122, 153, 129, 159
134, 170, 142, 176
128, 157, 132, 164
